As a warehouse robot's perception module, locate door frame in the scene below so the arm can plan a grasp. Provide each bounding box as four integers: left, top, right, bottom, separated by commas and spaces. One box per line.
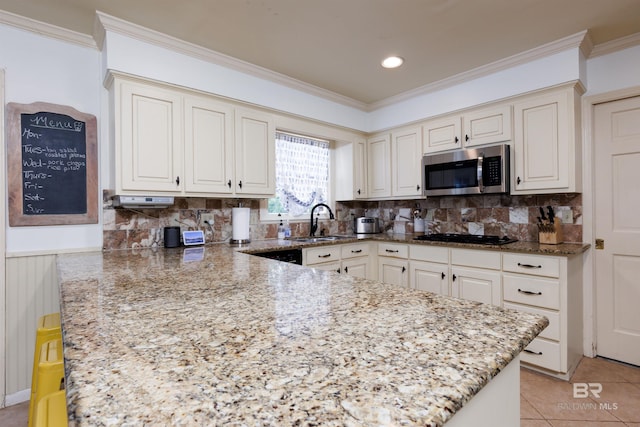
582, 85, 640, 358
0, 68, 6, 406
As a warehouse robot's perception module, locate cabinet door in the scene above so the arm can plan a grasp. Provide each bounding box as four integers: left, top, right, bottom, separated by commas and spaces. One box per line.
342, 257, 370, 279
378, 257, 409, 288
411, 261, 449, 296
234, 108, 275, 196
422, 116, 462, 153
118, 81, 183, 193
391, 127, 423, 197
451, 266, 501, 306
463, 105, 512, 147
367, 134, 391, 198
184, 96, 234, 194
354, 139, 368, 199
512, 89, 573, 193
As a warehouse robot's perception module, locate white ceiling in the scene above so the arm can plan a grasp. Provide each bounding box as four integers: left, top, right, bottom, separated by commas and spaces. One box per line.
2, 0, 640, 106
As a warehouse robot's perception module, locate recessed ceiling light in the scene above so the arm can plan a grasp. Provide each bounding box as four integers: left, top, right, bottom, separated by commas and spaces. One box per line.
381, 56, 404, 69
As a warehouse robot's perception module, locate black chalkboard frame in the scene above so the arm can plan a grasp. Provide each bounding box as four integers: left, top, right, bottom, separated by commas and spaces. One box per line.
7, 102, 98, 226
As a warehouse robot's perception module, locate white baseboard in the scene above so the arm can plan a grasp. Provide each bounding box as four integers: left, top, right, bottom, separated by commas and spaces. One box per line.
5, 388, 30, 406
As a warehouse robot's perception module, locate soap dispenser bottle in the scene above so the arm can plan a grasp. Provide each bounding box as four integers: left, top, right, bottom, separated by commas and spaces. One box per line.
277, 214, 285, 240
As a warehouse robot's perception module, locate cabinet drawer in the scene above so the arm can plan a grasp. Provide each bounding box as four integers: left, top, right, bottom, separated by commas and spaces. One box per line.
503, 302, 560, 341
503, 253, 560, 278
503, 274, 560, 310
451, 248, 501, 270
341, 243, 370, 259
378, 243, 409, 259
304, 246, 342, 266
521, 337, 562, 372
409, 245, 448, 263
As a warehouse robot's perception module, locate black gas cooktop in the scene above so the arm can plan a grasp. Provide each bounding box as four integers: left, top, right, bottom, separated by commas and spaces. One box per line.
413, 233, 517, 245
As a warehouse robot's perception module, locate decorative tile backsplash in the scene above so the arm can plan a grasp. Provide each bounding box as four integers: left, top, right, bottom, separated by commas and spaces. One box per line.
102, 190, 582, 250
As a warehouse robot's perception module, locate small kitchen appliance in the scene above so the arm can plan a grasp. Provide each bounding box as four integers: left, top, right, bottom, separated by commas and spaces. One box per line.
354, 217, 381, 234
163, 226, 180, 248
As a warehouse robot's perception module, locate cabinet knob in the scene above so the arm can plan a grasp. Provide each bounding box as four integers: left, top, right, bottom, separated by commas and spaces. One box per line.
452, 274, 457, 281
441, 272, 445, 280
227, 180, 232, 188
238, 180, 243, 189
337, 268, 341, 273
175, 176, 180, 186
416, 184, 420, 191
465, 134, 469, 142
357, 189, 361, 195
402, 266, 406, 273
344, 266, 349, 273
455, 136, 459, 143
517, 176, 521, 185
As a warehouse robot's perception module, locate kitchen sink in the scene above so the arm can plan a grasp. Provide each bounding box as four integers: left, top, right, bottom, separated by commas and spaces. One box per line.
288, 235, 354, 243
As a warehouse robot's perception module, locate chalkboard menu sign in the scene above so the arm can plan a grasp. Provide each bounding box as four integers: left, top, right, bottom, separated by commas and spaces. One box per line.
7, 102, 98, 226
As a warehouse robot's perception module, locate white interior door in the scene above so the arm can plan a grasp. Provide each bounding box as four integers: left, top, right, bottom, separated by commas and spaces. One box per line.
594, 95, 640, 366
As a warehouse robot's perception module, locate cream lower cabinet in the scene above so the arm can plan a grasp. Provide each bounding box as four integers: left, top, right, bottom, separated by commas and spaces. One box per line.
409, 245, 449, 295
502, 252, 582, 379
450, 249, 502, 306
341, 243, 372, 279
303, 245, 342, 273
377, 243, 409, 288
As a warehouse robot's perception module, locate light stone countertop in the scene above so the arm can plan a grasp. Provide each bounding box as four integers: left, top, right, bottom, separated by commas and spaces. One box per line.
58, 243, 548, 426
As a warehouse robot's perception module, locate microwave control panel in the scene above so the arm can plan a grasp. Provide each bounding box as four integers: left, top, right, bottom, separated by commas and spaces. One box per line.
483, 156, 502, 186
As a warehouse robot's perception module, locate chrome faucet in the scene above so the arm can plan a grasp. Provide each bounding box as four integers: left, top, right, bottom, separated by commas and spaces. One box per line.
309, 203, 335, 236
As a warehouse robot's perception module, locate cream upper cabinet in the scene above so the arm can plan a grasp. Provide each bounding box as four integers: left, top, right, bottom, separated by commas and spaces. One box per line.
335, 138, 368, 201
184, 95, 234, 194
423, 116, 462, 153
110, 73, 275, 198
116, 78, 184, 193
391, 126, 423, 197
423, 104, 512, 153
366, 133, 392, 198
463, 105, 512, 148
234, 107, 276, 196
512, 85, 581, 194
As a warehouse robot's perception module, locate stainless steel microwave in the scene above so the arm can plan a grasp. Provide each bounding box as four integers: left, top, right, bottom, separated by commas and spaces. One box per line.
422, 144, 510, 196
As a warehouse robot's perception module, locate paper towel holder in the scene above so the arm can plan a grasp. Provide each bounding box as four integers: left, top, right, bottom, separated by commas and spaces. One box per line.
230, 206, 251, 246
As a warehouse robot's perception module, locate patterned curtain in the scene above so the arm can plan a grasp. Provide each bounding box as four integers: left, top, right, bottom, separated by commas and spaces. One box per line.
275, 132, 330, 217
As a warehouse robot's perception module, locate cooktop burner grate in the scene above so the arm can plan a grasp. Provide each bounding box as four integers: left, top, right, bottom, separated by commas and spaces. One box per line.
413, 233, 517, 245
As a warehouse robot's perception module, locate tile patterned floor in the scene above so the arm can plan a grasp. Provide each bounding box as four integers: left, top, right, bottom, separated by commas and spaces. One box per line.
1, 357, 638, 426
521, 357, 640, 426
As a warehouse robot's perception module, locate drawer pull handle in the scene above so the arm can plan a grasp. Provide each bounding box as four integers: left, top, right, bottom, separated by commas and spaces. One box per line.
524, 349, 543, 355
318, 254, 332, 258
517, 263, 542, 269
385, 249, 399, 253
351, 249, 363, 253
518, 288, 542, 296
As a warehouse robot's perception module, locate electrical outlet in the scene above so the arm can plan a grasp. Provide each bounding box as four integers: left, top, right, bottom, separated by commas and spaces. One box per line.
201, 213, 214, 225
561, 210, 573, 224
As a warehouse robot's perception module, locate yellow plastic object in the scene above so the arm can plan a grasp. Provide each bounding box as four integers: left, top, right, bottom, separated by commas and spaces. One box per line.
29, 338, 65, 427
33, 390, 68, 427
29, 313, 62, 427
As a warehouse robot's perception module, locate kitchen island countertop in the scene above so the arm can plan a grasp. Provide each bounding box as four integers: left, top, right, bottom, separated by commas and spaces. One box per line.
58, 245, 548, 426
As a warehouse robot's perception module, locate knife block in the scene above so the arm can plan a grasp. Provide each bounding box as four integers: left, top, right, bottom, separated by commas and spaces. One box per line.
538, 220, 563, 244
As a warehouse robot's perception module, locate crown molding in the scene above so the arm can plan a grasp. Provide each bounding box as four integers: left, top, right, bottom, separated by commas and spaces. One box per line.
0, 10, 96, 49
590, 31, 640, 58
369, 30, 589, 111
95, 11, 368, 111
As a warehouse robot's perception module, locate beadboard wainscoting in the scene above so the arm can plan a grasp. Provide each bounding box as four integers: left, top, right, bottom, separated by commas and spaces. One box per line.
4, 254, 59, 405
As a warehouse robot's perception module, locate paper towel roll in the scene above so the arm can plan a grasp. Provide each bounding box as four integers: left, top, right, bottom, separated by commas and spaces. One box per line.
232, 208, 250, 242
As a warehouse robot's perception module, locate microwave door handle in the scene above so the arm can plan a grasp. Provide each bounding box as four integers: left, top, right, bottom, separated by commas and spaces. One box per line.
477, 154, 484, 193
